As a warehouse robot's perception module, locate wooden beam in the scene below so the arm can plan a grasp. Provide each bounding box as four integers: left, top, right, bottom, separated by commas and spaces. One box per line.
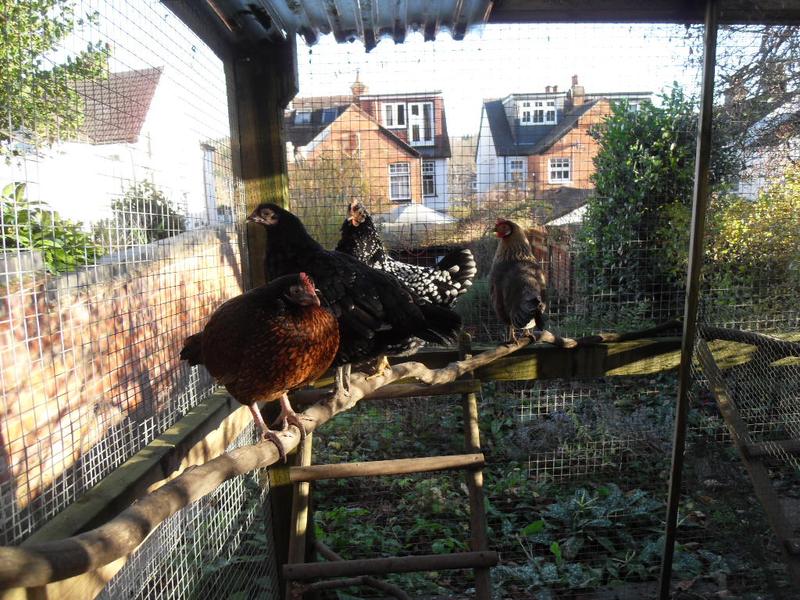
284, 551, 499, 581
269, 454, 484, 487
744, 440, 800, 459
285, 434, 313, 600
459, 333, 492, 600
0, 339, 531, 591
225, 38, 297, 289
1, 391, 253, 600
488, 0, 800, 25
161, 0, 237, 60
291, 380, 482, 407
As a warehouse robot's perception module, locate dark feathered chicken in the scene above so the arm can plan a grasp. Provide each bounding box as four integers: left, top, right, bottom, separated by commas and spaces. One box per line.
490, 218, 547, 341
180, 273, 338, 459
336, 200, 477, 306
247, 203, 462, 394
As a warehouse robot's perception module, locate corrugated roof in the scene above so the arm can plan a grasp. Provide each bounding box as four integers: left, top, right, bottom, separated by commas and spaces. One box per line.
72, 68, 162, 145
212, 0, 493, 50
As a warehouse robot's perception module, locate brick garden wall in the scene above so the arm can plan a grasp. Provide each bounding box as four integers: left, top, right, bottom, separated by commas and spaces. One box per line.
0, 228, 244, 542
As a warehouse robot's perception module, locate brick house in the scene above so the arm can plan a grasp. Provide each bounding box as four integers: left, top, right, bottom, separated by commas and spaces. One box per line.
475, 75, 650, 223
284, 78, 452, 214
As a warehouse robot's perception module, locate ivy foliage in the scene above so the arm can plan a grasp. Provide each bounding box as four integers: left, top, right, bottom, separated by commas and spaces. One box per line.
0, 182, 101, 273
574, 86, 742, 314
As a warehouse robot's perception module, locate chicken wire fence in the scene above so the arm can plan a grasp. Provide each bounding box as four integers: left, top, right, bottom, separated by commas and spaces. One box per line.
2, 1, 800, 600
0, 0, 256, 593
288, 16, 800, 600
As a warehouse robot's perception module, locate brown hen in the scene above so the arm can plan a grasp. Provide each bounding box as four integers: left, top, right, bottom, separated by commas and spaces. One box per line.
180, 273, 339, 459
489, 218, 547, 341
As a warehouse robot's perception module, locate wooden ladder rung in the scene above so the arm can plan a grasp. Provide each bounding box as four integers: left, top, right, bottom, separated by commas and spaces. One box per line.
291, 380, 482, 406
270, 453, 484, 487
284, 550, 499, 581
744, 439, 800, 459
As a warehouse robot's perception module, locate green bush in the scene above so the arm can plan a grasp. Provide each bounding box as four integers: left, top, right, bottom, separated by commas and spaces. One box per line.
94, 181, 185, 247
1, 182, 101, 274
574, 86, 742, 318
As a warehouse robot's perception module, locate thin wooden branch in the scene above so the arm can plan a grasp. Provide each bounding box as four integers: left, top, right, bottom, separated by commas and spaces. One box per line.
0, 337, 532, 590
270, 454, 484, 487
573, 319, 682, 345
312, 541, 411, 600
699, 325, 800, 357
284, 550, 499, 580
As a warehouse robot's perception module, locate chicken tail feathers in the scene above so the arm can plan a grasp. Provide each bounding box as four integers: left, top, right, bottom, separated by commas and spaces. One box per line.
417, 304, 463, 345
180, 333, 204, 366
437, 248, 477, 284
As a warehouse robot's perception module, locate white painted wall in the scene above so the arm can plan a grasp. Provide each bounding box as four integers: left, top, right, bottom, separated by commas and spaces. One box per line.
0, 68, 215, 229
476, 107, 501, 194
422, 157, 449, 213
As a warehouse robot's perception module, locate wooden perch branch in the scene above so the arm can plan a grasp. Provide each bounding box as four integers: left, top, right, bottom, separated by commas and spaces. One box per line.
0, 335, 534, 590
699, 325, 800, 357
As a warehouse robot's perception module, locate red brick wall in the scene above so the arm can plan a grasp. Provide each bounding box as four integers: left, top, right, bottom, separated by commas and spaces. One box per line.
0, 229, 243, 509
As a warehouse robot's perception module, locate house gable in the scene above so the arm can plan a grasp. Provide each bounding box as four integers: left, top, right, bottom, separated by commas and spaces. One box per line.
72, 67, 163, 145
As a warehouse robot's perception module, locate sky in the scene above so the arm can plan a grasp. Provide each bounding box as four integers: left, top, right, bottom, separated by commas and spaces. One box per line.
296, 22, 704, 136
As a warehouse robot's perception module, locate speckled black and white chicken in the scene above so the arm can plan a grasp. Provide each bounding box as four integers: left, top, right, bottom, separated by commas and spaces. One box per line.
336, 200, 477, 307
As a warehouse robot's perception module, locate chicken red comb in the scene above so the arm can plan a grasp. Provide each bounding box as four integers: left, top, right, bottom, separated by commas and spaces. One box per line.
496, 218, 508, 225
299, 272, 315, 291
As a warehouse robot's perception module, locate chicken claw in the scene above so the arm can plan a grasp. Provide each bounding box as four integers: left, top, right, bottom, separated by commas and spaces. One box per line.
248, 404, 288, 462
365, 355, 391, 380
273, 393, 307, 440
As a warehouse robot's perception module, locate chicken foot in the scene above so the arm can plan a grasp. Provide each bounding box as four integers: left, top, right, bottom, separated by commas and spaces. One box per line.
273, 393, 308, 440
248, 403, 289, 463
332, 364, 352, 397
365, 355, 391, 380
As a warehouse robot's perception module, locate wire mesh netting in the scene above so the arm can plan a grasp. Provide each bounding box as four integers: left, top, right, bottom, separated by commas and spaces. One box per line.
2, 2, 800, 600
289, 18, 800, 600
98, 423, 279, 600
0, 0, 248, 562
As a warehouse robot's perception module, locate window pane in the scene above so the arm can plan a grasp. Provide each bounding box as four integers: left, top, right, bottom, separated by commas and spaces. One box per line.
385, 105, 393, 126
423, 103, 433, 141
397, 104, 405, 125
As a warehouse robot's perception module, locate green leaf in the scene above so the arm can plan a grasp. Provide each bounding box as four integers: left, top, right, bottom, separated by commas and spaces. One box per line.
549, 541, 563, 564
521, 520, 546, 536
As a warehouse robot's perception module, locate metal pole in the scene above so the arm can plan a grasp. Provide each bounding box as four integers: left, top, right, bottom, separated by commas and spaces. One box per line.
658, 0, 719, 597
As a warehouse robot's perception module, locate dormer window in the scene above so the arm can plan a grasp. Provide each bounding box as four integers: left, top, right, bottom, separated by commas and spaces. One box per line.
520, 99, 557, 126
408, 102, 434, 146
294, 109, 312, 125
384, 103, 406, 128
321, 108, 338, 123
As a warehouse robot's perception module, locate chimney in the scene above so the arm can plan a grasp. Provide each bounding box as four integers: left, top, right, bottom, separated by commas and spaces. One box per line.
553, 85, 558, 93
545, 85, 552, 93
570, 74, 585, 107
350, 70, 367, 98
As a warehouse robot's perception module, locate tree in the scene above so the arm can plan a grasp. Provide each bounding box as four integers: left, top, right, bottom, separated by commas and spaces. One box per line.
288, 154, 372, 248
574, 86, 741, 318
0, 0, 108, 152
94, 181, 186, 248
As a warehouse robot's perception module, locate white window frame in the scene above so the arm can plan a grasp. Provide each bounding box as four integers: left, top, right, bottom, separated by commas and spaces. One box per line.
422, 160, 436, 197
508, 158, 526, 189
548, 157, 571, 183
294, 109, 312, 125
407, 102, 434, 146
383, 103, 406, 128
321, 107, 338, 123
389, 162, 411, 202
520, 101, 532, 124
521, 99, 557, 126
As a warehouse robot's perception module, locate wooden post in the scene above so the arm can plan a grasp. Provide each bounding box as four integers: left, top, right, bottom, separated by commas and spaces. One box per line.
225, 37, 297, 290
224, 37, 298, 595
286, 434, 314, 600
458, 332, 492, 599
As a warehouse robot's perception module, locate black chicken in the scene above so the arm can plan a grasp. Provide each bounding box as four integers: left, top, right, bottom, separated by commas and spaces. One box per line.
336, 200, 477, 306
247, 203, 462, 395
490, 218, 547, 341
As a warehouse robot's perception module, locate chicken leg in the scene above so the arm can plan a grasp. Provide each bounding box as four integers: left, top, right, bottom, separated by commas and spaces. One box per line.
248, 403, 289, 462
333, 364, 352, 397
273, 393, 307, 440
